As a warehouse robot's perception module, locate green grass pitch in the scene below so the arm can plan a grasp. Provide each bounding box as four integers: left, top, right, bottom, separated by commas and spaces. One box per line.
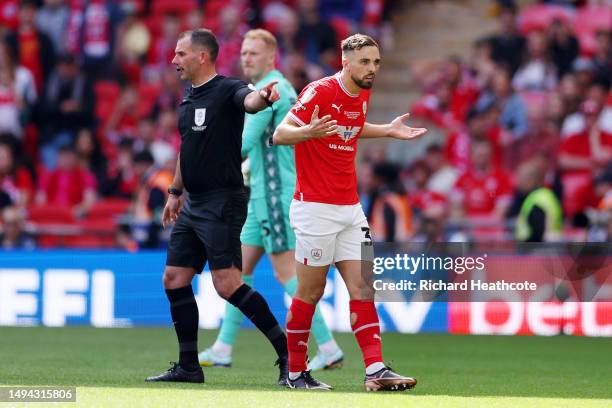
0, 327, 610, 407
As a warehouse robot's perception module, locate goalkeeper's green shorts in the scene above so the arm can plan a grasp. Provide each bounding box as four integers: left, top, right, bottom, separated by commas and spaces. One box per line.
240, 194, 295, 254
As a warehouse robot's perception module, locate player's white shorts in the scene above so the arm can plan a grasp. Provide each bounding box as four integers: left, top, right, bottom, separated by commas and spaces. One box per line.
289, 200, 373, 266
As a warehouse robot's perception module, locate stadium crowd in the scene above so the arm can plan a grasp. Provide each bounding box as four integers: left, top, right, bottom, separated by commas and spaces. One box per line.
359, 0, 612, 244
0, 0, 396, 249
0, 0, 610, 249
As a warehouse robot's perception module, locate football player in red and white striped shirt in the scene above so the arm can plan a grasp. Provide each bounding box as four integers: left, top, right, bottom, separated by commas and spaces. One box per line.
274, 33, 427, 391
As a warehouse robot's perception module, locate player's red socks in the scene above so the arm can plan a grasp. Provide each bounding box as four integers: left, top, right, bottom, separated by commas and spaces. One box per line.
350, 299, 383, 367
286, 297, 315, 373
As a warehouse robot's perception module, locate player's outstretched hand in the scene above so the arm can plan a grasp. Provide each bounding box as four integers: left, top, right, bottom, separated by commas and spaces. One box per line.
260, 80, 280, 105
307, 105, 338, 138
389, 113, 427, 140
162, 195, 183, 229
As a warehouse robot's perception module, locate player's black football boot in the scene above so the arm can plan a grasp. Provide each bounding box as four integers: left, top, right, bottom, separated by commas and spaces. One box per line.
145, 362, 204, 383
363, 366, 416, 392
275, 355, 289, 386
287, 370, 332, 390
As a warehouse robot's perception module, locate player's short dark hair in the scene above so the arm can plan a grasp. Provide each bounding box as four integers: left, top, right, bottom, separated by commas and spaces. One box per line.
341, 34, 379, 54
179, 29, 219, 62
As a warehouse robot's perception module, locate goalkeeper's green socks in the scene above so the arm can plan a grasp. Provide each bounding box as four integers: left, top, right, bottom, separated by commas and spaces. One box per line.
215, 275, 339, 356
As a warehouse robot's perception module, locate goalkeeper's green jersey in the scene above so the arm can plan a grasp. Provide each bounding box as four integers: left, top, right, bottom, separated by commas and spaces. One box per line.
242, 70, 297, 199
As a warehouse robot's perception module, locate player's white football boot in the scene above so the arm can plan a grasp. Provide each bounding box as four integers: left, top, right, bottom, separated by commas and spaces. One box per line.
307, 348, 344, 371
198, 347, 232, 368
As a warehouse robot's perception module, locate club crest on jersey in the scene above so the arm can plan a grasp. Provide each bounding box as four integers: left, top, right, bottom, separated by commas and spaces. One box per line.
194, 108, 206, 126
362, 101, 367, 115
311, 248, 322, 260
294, 86, 317, 111
337, 125, 361, 142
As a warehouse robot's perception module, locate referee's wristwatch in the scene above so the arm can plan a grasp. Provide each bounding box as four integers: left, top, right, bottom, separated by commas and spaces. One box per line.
168, 187, 183, 197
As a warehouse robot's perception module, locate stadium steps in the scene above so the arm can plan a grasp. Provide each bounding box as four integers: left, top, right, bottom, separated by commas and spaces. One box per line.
367, 0, 498, 125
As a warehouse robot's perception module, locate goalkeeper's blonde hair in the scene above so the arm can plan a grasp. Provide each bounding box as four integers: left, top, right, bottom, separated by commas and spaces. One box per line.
244, 29, 277, 52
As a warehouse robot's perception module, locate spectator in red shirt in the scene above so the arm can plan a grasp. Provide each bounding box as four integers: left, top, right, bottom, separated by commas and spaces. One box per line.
559, 99, 610, 218
104, 85, 139, 142
36, 144, 97, 217
216, 6, 246, 78
559, 99, 606, 176
5, 0, 55, 93
452, 138, 513, 220
147, 13, 181, 74
442, 56, 480, 123
0, 138, 33, 209
445, 106, 503, 173
103, 138, 138, 198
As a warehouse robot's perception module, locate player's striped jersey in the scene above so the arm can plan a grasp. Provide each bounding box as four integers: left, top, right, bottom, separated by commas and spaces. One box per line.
287, 73, 371, 205
242, 70, 297, 199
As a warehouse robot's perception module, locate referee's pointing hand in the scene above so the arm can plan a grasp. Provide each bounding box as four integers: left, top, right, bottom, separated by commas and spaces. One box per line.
259, 81, 280, 105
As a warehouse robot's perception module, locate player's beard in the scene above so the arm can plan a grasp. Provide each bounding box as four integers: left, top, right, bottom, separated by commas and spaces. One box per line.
352, 74, 374, 89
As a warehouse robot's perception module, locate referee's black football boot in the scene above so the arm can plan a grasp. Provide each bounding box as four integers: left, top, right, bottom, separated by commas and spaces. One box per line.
287, 370, 332, 390
145, 362, 204, 383
275, 355, 289, 386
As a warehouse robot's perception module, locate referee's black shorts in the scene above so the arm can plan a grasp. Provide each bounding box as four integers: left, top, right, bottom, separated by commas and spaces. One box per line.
166, 188, 247, 272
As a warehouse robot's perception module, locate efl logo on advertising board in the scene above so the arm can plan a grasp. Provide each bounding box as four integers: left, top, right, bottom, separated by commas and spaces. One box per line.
0, 268, 121, 327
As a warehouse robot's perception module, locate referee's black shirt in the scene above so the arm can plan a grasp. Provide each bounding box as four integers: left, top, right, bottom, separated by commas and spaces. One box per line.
178, 75, 253, 195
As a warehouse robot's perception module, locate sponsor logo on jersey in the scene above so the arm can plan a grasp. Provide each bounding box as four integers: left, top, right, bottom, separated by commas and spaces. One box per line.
294, 86, 317, 111
336, 125, 361, 142
344, 111, 360, 119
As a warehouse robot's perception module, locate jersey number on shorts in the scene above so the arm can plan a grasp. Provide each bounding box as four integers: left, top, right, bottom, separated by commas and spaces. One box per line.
361, 227, 373, 246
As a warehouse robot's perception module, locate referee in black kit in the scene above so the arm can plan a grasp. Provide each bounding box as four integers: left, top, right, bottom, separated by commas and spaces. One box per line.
145, 29, 289, 385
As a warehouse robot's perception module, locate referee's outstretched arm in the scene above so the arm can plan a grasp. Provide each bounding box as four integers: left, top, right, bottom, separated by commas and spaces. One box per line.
244, 80, 280, 113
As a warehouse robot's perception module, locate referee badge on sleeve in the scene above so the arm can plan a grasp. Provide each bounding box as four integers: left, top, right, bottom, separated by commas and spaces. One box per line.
195, 108, 206, 126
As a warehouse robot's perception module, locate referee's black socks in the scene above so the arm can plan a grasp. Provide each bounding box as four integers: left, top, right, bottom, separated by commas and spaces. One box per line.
166, 285, 200, 370
228, 284, 288, 358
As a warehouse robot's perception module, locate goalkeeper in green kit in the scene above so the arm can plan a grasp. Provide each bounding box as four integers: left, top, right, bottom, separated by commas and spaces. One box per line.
198, 29, 344, 371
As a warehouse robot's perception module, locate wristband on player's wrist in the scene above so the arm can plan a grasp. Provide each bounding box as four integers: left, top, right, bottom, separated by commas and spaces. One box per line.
168, 187, 183, 197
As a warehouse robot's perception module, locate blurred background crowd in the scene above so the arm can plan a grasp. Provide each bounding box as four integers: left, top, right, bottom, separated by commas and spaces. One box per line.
0, 0, 609, 250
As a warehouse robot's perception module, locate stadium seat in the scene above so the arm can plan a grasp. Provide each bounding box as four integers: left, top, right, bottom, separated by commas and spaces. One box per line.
28, 205, 77, 248
573, 6, 612, 34
573, 6, 612, 56
151, 0, 198, 16
28, 205, 76, 224
94, 81, 122, 123
86, 199, 132, 221
517, 4, 573, 34
65, 219, 117, 248
137, 83, 161, 118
